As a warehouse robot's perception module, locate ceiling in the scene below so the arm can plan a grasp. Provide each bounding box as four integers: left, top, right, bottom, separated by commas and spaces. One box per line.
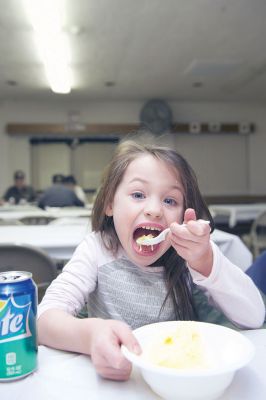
1, 0, 266, 103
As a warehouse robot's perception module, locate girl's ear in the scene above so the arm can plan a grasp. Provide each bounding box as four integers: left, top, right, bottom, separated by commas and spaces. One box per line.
105, 203, 113, 216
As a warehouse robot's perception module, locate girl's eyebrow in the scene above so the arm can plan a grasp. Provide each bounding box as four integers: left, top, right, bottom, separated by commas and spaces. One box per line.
128, 177, 148, 184
128, 177, 183, 192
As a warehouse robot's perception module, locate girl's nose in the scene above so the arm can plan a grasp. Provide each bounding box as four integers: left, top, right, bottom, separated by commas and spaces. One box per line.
144, 200, 162, 218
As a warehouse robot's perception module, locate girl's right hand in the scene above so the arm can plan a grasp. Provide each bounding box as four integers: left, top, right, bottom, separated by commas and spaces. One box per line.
88, 319, 141, 381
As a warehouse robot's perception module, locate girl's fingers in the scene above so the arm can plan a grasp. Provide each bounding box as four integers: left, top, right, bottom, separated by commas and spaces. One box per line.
113, 323, 142, 354
183, 208, 196, 224
98, 364, 132, 381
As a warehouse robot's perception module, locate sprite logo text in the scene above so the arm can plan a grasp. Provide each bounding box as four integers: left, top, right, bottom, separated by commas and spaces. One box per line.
0, 296, 32, 343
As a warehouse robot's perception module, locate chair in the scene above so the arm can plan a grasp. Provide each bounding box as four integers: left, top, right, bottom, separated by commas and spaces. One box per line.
246, 251, 266, 295
0, 243, 58, 302
19, 216, 56, 225
242, 211, 266, 258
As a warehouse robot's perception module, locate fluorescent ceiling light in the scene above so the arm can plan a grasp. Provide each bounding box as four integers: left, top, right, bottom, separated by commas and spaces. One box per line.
24, 0, 71, 94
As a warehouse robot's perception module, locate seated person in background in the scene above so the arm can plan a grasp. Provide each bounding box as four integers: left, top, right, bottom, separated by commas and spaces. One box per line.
63, 175, 87, 204
38, 173, 85, 209
2, 170, 37, 205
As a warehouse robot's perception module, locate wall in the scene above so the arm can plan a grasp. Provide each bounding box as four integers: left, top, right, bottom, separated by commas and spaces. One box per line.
0, 99, 266, 197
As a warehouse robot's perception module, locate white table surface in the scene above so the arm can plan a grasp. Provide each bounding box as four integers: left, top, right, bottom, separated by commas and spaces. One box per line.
1, 329, 265, 400
209, 203, 266, 228
0, 224, 252, 270
0, 221, 91, 260
0, 205, 92, 221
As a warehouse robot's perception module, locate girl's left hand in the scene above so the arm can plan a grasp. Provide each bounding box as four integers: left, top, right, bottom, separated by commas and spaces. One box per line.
169, 208, 213, 276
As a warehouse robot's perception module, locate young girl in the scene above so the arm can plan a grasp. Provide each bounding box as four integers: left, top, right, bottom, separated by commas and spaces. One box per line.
38, 138, 265, 381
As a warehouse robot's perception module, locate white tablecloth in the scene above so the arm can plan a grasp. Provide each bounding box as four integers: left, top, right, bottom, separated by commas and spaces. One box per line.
209, 203, 266, 228
0, 205, 92, 221
0, 222, 91, 260
0, 224, 252, 270
1, 330, 265, 400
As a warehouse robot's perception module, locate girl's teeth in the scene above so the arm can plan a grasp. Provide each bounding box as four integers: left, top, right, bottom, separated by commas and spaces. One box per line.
137, 243, 155, 252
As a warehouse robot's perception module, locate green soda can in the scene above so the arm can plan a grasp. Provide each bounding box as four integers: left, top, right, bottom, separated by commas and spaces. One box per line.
0, 271, 38, 381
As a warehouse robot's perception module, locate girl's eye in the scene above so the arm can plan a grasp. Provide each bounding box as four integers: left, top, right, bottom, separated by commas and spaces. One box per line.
131, 192, 145, 200
164, 198, 177, 206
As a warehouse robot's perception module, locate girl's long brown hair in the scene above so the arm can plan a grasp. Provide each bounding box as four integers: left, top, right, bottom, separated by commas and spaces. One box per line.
91, 138, 214, 320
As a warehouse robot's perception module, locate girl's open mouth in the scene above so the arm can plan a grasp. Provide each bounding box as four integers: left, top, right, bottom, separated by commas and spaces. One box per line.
133, 226, 161, 253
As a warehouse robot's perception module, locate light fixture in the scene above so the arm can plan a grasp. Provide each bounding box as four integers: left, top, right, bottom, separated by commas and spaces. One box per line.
239, 122, 252, 134
189, 122, 201, 134
23, 0, 71, 94
208, 122, 221, 133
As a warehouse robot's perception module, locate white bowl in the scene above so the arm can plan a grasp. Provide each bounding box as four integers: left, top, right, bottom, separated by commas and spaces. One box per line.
122, 321, 254, 400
